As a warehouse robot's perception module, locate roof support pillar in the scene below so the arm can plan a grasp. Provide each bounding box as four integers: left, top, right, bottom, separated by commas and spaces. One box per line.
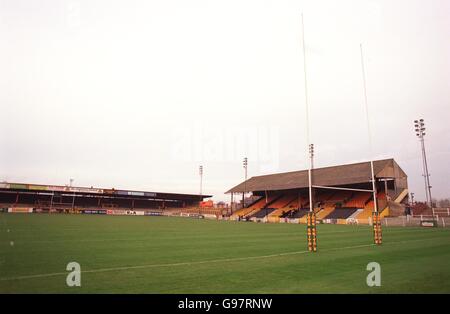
50, 192, 54, 211
230, 192, 233, 214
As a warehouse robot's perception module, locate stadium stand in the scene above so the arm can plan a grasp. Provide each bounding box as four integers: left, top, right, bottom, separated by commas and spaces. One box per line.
0, 182, 211, 214
1, 158, 410, 226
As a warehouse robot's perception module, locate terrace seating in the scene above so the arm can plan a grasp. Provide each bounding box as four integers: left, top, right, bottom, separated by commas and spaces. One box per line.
241, 194, 283, 218
230, 189, 392, 223
356, 208, 372, 221
326, 190, 352, 202
268, 194, 297, 209
231, 197, 265, 218
299, 208, 320, 223
231, 194, 282, 219
316, 205, 335, 219
282, 208, 309, 219
267, 195, 299, 217
268, 208, 285, 218
347, 208, 363, 219
249, 208, 277, 218
314, 190, 334, 202
355, 193, 391, 221
345, 192, 371, 208
323, 208, 358, 219
280, 209, 295, 218
283, 196, 307, 210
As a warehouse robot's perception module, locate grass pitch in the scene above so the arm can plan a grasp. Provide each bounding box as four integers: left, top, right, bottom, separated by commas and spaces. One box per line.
1, 213, 449, 293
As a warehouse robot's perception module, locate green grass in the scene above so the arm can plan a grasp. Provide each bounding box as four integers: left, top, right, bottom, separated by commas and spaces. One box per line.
1, 213, 449, 293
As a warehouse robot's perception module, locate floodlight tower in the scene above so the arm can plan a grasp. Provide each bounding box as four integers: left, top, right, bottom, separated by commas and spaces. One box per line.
308, 144, 314, 208
243, 157, 248, 207
199, 165, 203, 198
199, 165, 203, 214
414, 119, 432, 208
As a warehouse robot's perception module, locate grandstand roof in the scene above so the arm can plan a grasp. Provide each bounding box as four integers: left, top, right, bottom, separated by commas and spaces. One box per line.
0, 182, 211, 201
226, 158, 407, 193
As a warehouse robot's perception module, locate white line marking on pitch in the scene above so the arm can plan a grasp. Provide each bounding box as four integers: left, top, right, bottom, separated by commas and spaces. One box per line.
0, 237, 448, 282
0, 250, 312, 281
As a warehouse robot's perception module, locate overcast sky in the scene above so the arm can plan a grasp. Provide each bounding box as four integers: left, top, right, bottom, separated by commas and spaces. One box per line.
1, 0, 449, 202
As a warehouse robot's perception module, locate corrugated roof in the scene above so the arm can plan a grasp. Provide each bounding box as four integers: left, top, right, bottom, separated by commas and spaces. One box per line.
226, 158, 405, 193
